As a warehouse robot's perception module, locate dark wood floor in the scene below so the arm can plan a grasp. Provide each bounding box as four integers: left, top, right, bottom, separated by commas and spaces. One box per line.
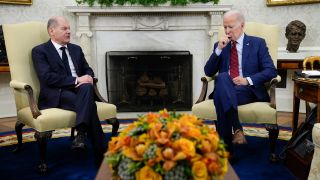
0, 111, 306, 133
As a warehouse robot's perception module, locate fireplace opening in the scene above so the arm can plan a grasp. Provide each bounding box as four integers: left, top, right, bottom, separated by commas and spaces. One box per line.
106, 51, 192, 112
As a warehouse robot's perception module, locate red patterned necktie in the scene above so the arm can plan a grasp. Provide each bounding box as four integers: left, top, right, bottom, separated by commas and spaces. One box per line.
230, 40, 239, 79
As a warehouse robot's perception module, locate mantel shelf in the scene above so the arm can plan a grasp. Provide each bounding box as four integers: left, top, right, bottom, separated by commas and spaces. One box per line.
66, 4, 232, 14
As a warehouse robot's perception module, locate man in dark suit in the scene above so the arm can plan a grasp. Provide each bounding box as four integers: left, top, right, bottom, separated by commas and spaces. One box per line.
204, 10, 277, 157
32, 16, 106, 164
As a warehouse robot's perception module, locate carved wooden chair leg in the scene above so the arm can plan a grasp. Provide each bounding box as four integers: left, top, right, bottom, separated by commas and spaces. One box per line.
13, 121, 25, 153
34, 131, 53, 173
265, 124, 279, 162
70, 127, 75, 140
106, 118, 119, 137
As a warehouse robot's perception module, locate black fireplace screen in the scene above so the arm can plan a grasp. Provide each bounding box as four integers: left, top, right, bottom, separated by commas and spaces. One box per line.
106, 51, 192, 112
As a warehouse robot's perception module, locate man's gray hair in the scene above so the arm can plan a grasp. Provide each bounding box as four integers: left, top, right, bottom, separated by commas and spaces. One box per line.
47, 16, 60, 30
224, 10, 245, 23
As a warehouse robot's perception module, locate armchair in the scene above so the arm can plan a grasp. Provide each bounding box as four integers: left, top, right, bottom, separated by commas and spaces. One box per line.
192, 22, 281, 161
308, 123, 320, 180
3, 22, 119, 172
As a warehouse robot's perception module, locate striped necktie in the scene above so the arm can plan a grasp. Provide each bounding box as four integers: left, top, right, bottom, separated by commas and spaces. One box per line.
230, 41, 239, 79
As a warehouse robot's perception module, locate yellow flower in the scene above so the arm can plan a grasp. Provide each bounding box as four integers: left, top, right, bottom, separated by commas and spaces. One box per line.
135, 166, 162, 180
173, 138, 195, 157
192, 161, 208, 180
162, 147, 174, 160
107, 136, 123, 154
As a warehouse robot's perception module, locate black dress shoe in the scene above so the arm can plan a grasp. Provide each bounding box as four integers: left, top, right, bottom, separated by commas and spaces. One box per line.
71, 133, 87, 150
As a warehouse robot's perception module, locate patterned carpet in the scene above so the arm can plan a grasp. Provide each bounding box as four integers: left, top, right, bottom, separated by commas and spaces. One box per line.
0, 119, 292, 147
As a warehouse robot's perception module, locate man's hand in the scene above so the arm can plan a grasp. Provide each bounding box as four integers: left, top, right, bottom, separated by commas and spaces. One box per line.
76, 75, 93, 88
218, 35, 231, 50
232, 76, 249, 86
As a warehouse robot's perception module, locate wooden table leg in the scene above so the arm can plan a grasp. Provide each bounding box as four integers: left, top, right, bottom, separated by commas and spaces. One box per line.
292, 95, 300, 133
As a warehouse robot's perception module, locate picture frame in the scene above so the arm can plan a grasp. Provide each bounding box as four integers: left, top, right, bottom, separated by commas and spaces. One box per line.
267, 0, 320, 6
0, 0, 32, 5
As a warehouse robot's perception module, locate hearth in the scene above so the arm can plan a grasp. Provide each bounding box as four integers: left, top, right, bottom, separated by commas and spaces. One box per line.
106, 51, 192, 112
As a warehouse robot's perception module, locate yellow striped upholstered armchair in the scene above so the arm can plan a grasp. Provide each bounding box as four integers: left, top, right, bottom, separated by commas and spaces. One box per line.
192, 22, 281, 161
3, 22, 119, 172
308, 123, 320, 180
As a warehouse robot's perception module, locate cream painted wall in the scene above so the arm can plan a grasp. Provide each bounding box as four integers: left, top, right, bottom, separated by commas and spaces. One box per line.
0, 0, 319, 117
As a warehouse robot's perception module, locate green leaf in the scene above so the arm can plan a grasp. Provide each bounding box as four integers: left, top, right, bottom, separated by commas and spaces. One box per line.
106, 153, 122, 167
77, 0, 219, 7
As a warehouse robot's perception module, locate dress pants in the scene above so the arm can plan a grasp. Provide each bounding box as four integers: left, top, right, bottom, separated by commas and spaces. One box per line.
59, 83, 106, 158
213, 72, 256, 153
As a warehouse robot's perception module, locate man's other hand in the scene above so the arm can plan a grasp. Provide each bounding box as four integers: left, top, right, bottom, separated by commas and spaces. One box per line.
76, 75, 93, 87
232, 76, 249, 86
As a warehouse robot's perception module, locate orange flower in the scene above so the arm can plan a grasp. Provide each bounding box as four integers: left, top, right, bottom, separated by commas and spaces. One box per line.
173, 138, 195, 157
145, 113, 161, 124
192, 161, 208, 180
135, 166, 162, 180
163, 160, 176, 172
159, 108, 170, 119
162, 147, 174, 160
120, 123, 136, 136
181, 126, 202, 139
107, 137, 124, 154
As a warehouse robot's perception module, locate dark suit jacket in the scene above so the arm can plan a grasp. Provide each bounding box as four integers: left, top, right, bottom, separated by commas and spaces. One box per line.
204, 34, 277, 101
32, 40, 94, 109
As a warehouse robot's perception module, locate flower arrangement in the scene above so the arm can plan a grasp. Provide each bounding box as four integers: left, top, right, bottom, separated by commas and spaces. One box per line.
105, 109, 228, 180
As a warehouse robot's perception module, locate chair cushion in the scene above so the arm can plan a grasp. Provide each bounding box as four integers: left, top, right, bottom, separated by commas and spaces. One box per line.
18, 108, 76, 132
17, 102, 117, 132
192, 100, 277, 124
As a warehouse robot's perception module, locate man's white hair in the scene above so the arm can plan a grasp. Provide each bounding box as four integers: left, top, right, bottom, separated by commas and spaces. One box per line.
224, 10, 245, 23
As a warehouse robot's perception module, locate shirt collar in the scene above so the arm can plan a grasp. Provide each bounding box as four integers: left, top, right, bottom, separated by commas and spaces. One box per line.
235, 33, 244, 47
51, 40, 68, 51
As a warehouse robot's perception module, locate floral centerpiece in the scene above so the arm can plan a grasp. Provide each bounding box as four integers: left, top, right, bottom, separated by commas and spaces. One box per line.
105, 109, 228, 180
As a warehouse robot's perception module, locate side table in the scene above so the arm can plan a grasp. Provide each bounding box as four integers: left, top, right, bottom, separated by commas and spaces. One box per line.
292, 77, 320, 132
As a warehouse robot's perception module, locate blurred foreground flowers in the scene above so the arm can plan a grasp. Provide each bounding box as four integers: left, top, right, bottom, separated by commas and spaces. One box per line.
105, 109, 228, 180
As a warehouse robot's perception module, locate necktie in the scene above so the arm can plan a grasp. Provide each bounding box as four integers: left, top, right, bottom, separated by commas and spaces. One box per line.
230, 41, 239, 79
60, 47, 72, 76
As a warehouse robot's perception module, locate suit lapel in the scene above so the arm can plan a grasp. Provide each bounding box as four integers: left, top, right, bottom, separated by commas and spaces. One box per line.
67, 45, 80, 76
242, 34, 250, 72
46, 40, 65, 69
224, 43, 232, 72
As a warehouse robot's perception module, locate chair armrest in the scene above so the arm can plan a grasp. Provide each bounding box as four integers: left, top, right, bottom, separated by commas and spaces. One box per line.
195, 76, 215, 104
9, 80, 41, 118
93, 77, 108, 103
267, 75, 281, 109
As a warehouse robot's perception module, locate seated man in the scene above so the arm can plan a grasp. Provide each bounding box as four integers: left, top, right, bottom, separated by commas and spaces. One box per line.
32, 16, 106, 165
204, 10, 277, 158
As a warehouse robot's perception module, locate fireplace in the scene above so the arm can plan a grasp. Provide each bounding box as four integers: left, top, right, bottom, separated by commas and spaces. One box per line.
106, 51, 192, 112
66, 4, 231, 115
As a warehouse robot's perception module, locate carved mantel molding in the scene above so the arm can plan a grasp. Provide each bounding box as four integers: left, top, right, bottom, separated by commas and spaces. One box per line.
66, 4, 232, 67
66, 4, 232, 14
